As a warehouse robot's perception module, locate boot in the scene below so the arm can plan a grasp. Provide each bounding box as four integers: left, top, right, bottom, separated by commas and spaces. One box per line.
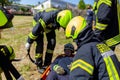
44, 53, 53, 67
35, 58, 45, 74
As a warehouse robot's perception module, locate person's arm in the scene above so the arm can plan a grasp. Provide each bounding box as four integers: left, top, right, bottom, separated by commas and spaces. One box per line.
95, 0, 112, 31
25, 21, 44, 50
50, 56, 63, 70
27, 22, 43, 44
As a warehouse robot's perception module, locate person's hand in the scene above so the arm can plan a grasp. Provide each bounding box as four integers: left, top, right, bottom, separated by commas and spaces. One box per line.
53, 65, 65, 75
25, 42, 31, 50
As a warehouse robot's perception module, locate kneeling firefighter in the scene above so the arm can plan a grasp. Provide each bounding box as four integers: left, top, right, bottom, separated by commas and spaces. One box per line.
0, 45, 24, 80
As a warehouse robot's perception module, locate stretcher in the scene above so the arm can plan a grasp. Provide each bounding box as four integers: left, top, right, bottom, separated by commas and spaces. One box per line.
40, 66, 50, 80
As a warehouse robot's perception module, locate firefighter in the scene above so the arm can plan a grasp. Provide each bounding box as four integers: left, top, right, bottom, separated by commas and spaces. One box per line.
46, 43, 74, 80
0, 45, 15, 79
65, 16, 120, 80
0, 6, 14, 38
93, 0, 120, 50
25, 8, 72, 73
0, 6, 14, 29
0, 45, 24, 80
86, 5, 94, 27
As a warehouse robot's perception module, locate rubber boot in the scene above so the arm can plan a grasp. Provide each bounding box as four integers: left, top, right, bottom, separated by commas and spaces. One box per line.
44, 53, 53, 67
35, 58, 45, 74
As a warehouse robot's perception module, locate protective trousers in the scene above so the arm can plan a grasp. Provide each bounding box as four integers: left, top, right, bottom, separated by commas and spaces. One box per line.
35, 30, 56, 66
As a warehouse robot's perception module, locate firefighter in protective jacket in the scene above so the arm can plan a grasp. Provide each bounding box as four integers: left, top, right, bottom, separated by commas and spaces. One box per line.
65, 16, 120, 80
25, 8, 72, 73
93, 0, 120, 42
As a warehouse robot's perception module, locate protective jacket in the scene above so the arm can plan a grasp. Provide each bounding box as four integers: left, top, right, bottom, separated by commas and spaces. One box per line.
27, 9, 60, 44
27, 9, 61, 66
70, 26, 120, 80
93, 0, 119, 40
0, 7, 14, 29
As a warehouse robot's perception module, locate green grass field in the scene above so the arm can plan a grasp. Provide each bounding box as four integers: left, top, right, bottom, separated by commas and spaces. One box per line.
0, 16, 73, 80
0, 16, 120, 80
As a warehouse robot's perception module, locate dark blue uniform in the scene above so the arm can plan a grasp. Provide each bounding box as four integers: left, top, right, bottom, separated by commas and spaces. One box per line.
27, 9, 61, 67
70, 26, 120, 80
47, 54, 74, 80
86, 9, 93, 27
93, 0, 119, 40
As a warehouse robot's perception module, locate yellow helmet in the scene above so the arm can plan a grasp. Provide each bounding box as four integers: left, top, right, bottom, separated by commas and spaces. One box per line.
57, 10, 72, 28
65, 16, 87, 39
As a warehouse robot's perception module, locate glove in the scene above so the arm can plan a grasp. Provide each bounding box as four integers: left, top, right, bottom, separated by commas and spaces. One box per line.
53, 65, 65, 75
25, 42, 31, 50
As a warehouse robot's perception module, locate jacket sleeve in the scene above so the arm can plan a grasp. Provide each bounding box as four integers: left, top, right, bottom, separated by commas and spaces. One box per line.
50, 56, 63, 70
27, 22, 43, 44
95, 0, 112, 30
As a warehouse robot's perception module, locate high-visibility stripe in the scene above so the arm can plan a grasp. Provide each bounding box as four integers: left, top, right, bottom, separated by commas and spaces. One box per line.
35, 53, 43, 59
45, 8, 57, 12
105, 34, 120, 47
39, 18, 51, 33
94, 0, 111, 31
0, 48, 6, 56
33, 19, 37, 27
97, 43, 120, 80
53, 65, 59, 71
39, 8, 57, 12
0, 10, 8, 27
96, 23, 108, 30
118, 0, 120, 33
39, 18, 46, 28
6, 46, 15, 60
28, 32, 37, 40
97, 0, 112, 9
104, 56, 119, 80
46, 49, 53, 54
93, 2, 97, 11
70, 59, 94, 75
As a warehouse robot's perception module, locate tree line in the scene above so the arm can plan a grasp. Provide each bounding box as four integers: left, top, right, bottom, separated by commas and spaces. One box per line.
0, 0, 92, 9
0, 0, 21, 7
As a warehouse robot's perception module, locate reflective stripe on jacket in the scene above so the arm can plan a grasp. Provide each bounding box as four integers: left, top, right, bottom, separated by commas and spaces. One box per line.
27, 9, 60, 43
70, 42, 120, 80
93, 0, 119, 40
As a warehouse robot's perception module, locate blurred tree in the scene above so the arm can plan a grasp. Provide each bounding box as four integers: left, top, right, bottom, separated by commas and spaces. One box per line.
0, 0, 21, 7
0, 0, 11, 7
12, 0, 21, 4
86, 4, 92, 9
78, 0, 86, 9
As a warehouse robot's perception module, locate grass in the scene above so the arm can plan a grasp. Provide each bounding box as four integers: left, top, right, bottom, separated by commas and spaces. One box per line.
0, 16, 73, 80
0, 16, 120, 79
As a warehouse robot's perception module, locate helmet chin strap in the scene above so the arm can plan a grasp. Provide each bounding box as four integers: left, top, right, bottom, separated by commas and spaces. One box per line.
75, 26, 94, 49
